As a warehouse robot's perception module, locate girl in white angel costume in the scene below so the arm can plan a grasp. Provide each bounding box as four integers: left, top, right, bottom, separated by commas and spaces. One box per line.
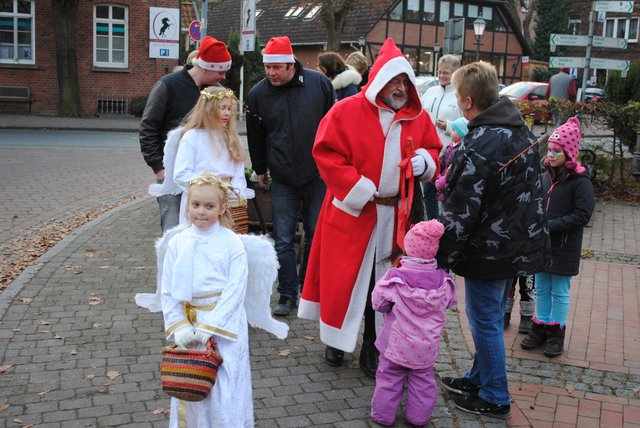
149, 85, 254, 232
136, 174, 287, 428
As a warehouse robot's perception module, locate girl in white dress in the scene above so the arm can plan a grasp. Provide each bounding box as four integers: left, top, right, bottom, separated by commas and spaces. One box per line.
161, 174, 253, 427
173, 86, 252, 232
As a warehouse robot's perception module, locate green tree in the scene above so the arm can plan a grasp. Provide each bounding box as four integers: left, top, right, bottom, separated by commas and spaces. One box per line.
52, 0, 83, 117
530, 0, 571, 61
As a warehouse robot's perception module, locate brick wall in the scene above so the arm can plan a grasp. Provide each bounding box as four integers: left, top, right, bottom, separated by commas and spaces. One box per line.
0, 0, 181, 116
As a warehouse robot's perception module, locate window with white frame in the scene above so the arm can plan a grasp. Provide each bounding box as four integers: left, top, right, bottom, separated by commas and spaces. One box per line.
0, 0, 35, 64
604, 17, 639, 43
94, 4, 128, 68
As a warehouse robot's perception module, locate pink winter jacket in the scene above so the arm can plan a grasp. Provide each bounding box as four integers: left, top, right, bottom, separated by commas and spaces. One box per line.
372, 257, 457, 369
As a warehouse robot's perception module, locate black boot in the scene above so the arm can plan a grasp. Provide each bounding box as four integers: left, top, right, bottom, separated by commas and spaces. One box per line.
504, 312, 511, 328
518, 315, 533, 334
324, 345, 344, 367
544, 324, 565, 358
359, 341, 379, 379
520, 319, 546, 350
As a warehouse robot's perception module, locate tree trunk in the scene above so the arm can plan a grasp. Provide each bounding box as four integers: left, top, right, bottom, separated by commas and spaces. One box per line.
321, 0, 356, 52
52, 0, 83, 117
522, 0, 537, 45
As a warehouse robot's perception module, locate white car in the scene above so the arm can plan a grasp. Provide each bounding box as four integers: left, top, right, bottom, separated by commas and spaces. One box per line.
415, 75, 439, 97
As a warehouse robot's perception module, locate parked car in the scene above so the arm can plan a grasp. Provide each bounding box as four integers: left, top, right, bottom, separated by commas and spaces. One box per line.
415, 75, 439, 98
499, 81, 550, 122
583, 87, 605, 103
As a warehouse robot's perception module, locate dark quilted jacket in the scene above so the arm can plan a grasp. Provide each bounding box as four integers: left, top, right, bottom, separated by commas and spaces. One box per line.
436, 96, 551, 279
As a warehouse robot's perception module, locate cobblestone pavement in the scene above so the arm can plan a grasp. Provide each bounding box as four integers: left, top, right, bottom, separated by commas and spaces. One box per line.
0, 114, 639, 427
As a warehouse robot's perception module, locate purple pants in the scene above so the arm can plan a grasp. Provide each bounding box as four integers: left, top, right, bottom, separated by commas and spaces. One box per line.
371, 355, 437, 426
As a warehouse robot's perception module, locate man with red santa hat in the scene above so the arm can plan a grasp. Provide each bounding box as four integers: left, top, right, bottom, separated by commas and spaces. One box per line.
298, 38, 442, 377
140, 36, 232, 232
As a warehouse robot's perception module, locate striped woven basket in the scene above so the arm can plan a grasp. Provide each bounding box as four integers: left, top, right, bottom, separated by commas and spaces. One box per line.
160, 337, 223, 402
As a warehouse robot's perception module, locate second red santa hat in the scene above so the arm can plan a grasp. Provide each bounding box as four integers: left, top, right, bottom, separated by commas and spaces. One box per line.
262, 36, 295, 63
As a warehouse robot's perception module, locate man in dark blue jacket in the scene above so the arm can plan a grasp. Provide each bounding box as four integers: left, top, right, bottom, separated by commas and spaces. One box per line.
247, 36, 336, 316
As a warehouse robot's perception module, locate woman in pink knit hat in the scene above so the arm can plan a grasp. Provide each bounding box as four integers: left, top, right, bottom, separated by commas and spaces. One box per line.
520, 116, 595, 358
370, 220, 457, 426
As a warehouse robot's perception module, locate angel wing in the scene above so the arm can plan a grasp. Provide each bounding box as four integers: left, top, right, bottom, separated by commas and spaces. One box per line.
239, 234, 289, 339
148, 127, 183, 197
134, 224, 187, 312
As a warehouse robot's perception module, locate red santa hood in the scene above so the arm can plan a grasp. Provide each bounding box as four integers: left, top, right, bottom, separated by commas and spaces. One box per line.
362, 38, 422, 119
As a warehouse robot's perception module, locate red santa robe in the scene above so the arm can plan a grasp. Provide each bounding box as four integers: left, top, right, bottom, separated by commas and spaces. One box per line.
298, 38, 442, 352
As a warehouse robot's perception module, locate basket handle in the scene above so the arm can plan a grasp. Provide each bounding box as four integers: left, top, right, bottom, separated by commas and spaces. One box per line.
206, 336, 221, 355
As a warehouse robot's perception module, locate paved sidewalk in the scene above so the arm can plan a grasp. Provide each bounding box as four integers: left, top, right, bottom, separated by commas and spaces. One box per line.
0, 113, 638, 427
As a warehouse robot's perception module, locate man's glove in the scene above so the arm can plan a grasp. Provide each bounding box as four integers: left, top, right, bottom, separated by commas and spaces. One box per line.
411, 155, 426, 177
173, 326, 196, 349
194, 330, 212, 346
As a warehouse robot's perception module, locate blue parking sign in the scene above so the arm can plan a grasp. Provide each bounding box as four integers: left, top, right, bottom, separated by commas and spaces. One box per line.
160, 49, 169, 57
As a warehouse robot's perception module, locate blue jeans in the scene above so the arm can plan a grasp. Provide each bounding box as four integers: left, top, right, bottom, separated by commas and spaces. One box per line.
270, 177, 326, 301
534, 272, 571, 326
422, 182, 439, 220
464, 277, 511, 406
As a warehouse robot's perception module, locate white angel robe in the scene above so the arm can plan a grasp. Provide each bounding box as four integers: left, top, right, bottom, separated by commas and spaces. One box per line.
173, 128, 252, 224
161, 222, 253, 428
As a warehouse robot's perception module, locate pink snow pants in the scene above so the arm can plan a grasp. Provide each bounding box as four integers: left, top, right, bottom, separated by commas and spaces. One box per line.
371, 355, 437, 426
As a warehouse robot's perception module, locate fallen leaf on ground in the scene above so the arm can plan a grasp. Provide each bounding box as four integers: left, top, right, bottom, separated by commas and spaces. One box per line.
19, 297, 32, 304
133, 266, 146, 270
303, 336, 314, 341
564, 385, 575, 393
0, 364, 12, 373
38, 390, 48, 398
52, 335, 65, 340
153, 407, 170, 414
85, 374, 95, 380
106, 370, 121, 380
278, 349, 291, 357
13, 419, 22, 424
98, 266, 110, 269
0, 402, 8, 411
89, 296, 102, 305
84, 249, 96, 257
40, 321, 50, 325
69, 350, 77, 355
92, 322, 101, 328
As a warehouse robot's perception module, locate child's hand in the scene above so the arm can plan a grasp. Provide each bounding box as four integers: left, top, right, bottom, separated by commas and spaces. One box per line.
174, 326, 197, 349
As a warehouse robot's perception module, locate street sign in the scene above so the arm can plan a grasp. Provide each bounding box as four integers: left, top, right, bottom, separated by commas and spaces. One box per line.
592, 36, 628, 49
549, 57, 586, 69
549, 56, 630, 76
149, 7, 179, 59
549, 34, 589, 52
240, 0, 256, 53
591, 57, 631, 75
189, 20, 201, 41
594, 1, 634, 12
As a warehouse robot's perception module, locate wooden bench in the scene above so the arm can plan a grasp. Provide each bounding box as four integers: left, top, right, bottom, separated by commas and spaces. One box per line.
0, 86, 32, 113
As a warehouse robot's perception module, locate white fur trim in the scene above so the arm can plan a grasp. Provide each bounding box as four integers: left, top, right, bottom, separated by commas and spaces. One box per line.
341, 175, 377, 212
332, 67, 362, 90
415, 148, 437, 181
263, 54, 294, 63
297, 299, 320, 320
365, 56, 416, 105
192, 57, 231, 71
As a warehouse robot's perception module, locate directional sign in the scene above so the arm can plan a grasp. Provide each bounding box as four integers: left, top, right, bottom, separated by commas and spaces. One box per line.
591, 57, 631, 76
550, 57, 630, 76
592, 36, 628, 49
594, 1, 634, 12
550, 34, 589, 47
549, 57, 586, 69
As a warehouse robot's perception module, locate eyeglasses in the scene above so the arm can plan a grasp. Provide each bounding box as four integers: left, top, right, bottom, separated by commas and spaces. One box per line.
437, 70, 452, 76
387, 76, 410, 90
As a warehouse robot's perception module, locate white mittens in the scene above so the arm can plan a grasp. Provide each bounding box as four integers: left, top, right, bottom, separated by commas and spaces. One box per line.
411, 155, 426, 177
173, 326, 197, 349
194, 330, 212, 346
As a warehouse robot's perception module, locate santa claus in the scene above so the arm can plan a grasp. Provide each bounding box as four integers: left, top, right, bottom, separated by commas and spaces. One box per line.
298, 38, 442, 377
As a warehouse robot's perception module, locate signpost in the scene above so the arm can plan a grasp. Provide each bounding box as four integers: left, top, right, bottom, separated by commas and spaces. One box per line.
149, 7, 180, 59
550, 57, 630, 77
592, 36, 628, 49
550, 33, 628, 51
594, 1, 633, 12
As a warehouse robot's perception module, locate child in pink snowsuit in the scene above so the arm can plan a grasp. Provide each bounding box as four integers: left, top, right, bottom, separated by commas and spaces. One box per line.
370, 220, 457, 427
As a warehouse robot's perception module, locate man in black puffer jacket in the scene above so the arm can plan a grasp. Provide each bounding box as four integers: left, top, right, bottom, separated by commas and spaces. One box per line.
436, 62, 550, 420
247, 36, 336, 317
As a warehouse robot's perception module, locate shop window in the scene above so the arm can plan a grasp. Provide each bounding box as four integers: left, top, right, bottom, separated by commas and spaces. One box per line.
0, 0, 35, 64
94, 5, 128, 68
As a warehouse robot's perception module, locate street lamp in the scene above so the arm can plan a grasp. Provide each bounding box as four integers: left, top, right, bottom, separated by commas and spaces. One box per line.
473, 16, 486, 62
358, 36, 366, 53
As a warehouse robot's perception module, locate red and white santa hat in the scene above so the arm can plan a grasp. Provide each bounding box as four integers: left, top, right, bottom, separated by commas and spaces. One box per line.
192, 36, 232, 71
262, 36, 295, 63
